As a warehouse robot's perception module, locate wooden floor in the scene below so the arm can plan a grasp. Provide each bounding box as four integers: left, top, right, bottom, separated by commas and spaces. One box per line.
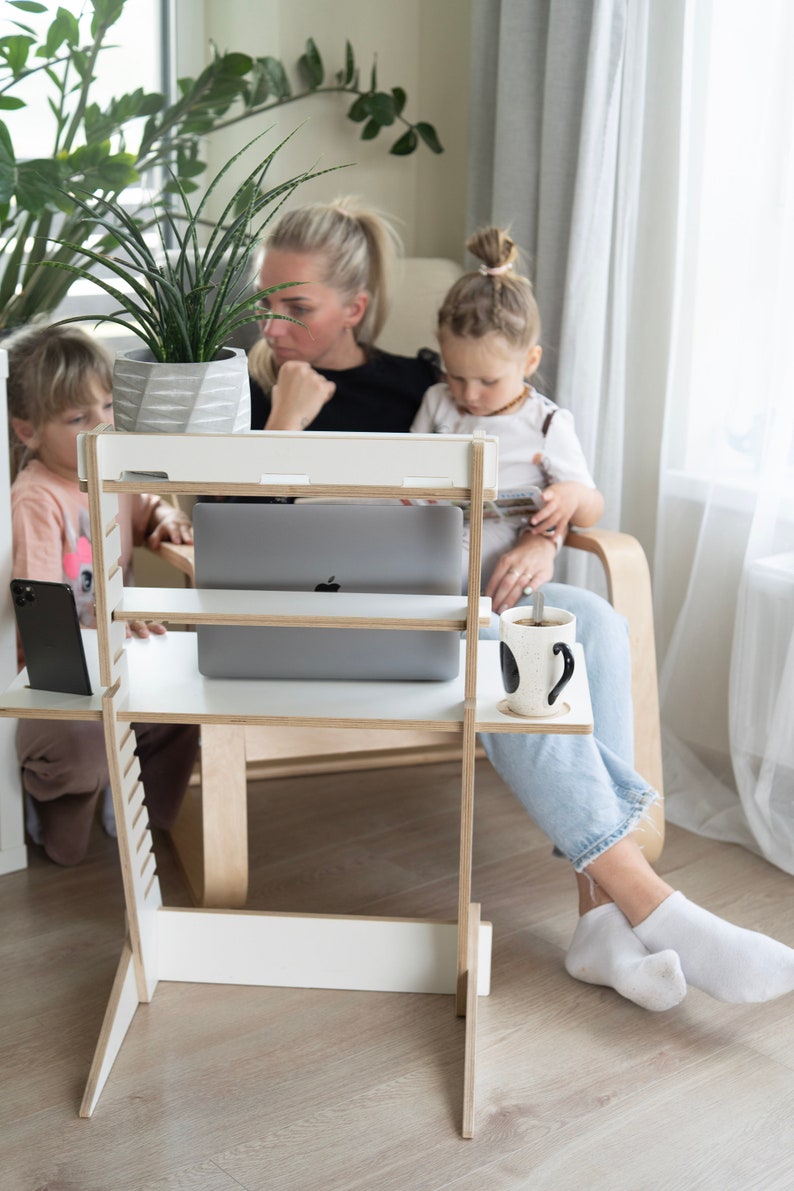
4, 758, 794, 1191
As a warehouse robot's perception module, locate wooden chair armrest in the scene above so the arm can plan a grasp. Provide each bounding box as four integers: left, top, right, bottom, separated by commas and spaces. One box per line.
155, 541, 196, 584
564, 528, 664, 857
564, 528, 650, 622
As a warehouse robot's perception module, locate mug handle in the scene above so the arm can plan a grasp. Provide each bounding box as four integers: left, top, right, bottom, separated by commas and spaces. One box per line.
548, 642, 575, 706
499, 641, 520, 694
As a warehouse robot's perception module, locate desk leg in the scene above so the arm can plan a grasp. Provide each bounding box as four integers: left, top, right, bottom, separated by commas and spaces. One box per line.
168, 723, 248, 908
461, 901, 481, 1139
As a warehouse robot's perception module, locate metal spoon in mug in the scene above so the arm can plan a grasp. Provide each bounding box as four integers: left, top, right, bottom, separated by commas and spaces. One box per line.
532, 588, 544, 625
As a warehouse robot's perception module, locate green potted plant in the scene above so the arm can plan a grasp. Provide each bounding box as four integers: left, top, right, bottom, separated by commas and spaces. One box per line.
0, 0, 442, 334
45, 130, 331, 432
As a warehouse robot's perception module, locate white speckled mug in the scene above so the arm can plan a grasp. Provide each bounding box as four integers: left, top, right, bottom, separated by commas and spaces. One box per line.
499, 605, 576, 716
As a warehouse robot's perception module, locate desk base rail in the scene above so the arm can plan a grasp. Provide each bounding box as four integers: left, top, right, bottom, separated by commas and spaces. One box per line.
79, 909, 492, 1118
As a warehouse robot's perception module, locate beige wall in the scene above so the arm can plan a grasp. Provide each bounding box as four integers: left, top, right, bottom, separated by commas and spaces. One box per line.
175, 0, 471, 262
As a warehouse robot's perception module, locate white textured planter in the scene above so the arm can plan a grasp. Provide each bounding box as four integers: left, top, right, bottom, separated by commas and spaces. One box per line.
112, 347, 250, 433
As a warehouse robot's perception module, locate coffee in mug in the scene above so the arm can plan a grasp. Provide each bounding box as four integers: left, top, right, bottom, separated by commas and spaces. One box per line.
499, 605, 576, 716
511, 618, 561, 629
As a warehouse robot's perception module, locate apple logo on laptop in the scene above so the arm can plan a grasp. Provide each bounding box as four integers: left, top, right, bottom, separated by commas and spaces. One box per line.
315, 575, 341, 592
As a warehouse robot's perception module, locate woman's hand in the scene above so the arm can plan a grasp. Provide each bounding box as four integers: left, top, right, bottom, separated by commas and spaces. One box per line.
147, 507, 193, 550
265, 360, 336, 431
126, 619, 167, 639
484, 535, 557, 614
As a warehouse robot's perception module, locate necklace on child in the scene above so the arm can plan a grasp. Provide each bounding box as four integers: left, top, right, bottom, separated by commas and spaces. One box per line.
486, 385, 528, 417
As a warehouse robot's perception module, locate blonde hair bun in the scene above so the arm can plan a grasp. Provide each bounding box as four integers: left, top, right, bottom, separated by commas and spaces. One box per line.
438, 226, 540, 350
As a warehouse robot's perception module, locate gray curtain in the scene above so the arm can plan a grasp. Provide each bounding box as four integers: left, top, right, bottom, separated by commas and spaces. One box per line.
467, 0, 652, 554
468, 0, 595, 398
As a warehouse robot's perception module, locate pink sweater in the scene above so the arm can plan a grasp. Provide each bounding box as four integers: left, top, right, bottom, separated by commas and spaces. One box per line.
11, 458, 161, 663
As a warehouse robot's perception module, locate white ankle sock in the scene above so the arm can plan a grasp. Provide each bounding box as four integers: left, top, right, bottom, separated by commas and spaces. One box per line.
565, 903, 686, 1012
634, 891, 794, 1003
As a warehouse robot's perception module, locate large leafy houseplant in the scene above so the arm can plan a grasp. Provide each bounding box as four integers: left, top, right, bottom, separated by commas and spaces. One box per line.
0, 0, 442, 333
49, 131, 321, 363
43, 131, 332, 432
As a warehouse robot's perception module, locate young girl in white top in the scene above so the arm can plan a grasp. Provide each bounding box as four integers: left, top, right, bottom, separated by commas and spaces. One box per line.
410, 226, 794, 1010
412, 226, 603, 605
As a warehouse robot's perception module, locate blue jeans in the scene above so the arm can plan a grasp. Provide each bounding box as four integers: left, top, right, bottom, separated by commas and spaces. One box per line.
479, 583, 658, 871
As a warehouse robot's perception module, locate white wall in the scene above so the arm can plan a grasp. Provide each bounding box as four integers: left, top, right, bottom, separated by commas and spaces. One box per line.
175, 0, 471, 262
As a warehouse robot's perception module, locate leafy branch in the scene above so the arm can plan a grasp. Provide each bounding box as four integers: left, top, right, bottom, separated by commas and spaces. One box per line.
193, 38, 444, 160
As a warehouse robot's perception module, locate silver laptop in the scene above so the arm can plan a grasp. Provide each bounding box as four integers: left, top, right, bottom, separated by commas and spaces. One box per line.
192, 503, 463, 680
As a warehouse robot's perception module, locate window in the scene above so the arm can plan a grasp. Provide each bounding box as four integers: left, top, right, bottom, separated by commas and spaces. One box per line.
11, 1, 164, 151
672, 0, 794, 506
6, 1, 166, 340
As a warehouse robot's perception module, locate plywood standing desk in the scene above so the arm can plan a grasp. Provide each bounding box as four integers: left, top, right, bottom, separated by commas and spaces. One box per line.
0, 427, 593, 1138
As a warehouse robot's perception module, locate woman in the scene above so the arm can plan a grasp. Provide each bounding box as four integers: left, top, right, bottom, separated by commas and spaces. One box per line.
247, 198, 794, 1010
249, 200, 437, 433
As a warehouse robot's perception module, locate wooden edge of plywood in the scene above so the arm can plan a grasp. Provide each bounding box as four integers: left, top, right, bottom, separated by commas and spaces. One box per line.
79, 942, 140, 1118
462, 901, 482, 1139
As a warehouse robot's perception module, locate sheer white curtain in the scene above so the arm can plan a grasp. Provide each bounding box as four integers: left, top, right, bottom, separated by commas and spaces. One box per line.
655, 0, 794, 871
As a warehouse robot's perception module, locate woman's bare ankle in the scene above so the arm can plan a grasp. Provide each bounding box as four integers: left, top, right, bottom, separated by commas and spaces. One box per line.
584, 838, 674, 927
575, 869, 614, 916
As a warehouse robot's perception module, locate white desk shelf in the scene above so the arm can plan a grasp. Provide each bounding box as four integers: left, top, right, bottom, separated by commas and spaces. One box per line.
114, 587, 493, 631
4, 632, 592, 735
0, 426, 592, 1139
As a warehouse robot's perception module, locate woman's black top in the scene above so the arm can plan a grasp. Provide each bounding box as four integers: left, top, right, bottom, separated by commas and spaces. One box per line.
249, 347, 440, 432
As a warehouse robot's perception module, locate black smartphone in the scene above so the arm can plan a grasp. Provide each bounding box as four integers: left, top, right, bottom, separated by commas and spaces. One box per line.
10, 579, 93, 695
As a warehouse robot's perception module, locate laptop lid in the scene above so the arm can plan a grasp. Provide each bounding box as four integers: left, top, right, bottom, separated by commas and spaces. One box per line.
192, 502, 463, 681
